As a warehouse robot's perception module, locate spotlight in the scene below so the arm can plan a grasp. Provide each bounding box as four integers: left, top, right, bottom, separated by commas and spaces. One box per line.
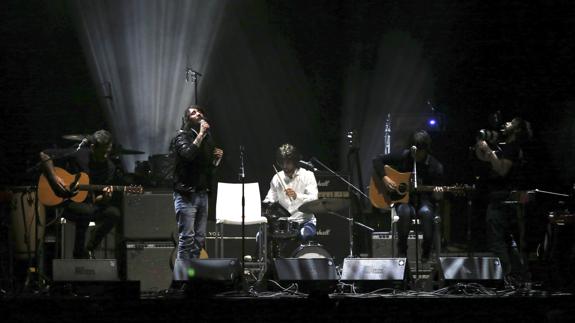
424, 113, 444, 131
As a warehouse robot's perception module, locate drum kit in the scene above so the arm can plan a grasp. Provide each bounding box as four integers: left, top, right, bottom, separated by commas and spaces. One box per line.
263, 198, 351, 261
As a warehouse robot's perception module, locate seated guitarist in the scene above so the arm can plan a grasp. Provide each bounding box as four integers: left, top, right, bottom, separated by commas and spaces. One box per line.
39, 129, 121, 259
372, 130, 444, 262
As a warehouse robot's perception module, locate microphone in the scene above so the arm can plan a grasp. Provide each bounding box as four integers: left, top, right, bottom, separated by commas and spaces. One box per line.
77, 138, 90, 151
239, 145, 245, 179
410, 145, 417, 157
185, 67, 202, 82
298, 160, 318, 172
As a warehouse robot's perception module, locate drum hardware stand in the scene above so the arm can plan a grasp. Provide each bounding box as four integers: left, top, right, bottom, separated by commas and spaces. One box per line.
311, 157, 374, 258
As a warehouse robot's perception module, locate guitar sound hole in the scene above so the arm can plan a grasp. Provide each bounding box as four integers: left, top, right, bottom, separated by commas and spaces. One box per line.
397, 183, 407, 194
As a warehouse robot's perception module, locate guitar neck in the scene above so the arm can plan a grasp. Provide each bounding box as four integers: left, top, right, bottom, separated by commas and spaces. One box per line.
77, 184, 127, 192
415, 185, 471, 193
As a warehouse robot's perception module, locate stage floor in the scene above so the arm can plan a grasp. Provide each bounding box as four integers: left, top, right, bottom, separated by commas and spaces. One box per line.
1, 286, 574, 323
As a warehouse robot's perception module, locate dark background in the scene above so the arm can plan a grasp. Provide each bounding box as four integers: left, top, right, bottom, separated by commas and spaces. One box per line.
2, 0, 575, 247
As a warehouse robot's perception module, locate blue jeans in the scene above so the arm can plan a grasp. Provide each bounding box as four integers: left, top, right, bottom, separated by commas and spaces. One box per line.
396, 200, 435, 257
174, 191, 209, 260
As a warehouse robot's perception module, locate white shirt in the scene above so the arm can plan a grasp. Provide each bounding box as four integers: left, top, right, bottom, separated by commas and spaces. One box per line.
263, 168, 318, 224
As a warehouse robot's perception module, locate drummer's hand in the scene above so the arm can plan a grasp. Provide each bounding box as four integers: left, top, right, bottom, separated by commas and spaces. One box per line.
285, 188, 297, 200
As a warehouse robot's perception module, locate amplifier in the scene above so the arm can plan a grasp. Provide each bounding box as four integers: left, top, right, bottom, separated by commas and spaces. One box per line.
123, 192, 177, 240
206, 220, 260, 259
313, 172, 351, 265
372, 231, 422, 260
125, 241, 175, 292
52, 259, 119, 281
316, 172, 350, 199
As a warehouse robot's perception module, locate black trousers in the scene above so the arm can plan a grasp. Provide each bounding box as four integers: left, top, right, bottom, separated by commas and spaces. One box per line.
62, 201, 121, 258
485, 200, 526, 277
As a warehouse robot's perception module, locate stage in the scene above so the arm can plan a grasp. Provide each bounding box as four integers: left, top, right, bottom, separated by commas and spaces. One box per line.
1, 287, 574, 322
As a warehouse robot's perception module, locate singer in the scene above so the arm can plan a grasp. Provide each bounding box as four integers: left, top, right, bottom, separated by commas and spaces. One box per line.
475, 117, 532, 284
171, 105, 223, 260
39, 129, 120, 259
372, 130, 444, 262
263, 143, 319, 243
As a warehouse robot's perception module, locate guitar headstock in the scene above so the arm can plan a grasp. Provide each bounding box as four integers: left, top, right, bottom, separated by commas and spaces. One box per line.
450, 184, 475, 196
125, 185, 144, 195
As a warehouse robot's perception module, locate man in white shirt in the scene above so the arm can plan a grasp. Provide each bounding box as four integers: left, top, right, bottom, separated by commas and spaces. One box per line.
263, 143, 319, 243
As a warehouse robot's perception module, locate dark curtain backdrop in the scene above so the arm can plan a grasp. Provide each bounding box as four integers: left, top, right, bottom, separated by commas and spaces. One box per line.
71, 0, 323, 187
2, 0, 575, 194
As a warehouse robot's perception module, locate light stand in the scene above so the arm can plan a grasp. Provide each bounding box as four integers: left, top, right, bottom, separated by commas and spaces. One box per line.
311, 157, 374, 258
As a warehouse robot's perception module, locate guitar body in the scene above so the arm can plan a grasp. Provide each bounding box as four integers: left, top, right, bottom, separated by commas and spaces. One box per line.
369, 165, 412, 209
38, 167, 90, 206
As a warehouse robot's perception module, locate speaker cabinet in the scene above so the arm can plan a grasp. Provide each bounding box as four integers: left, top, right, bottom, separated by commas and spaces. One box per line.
125, 241, 175, 293
123, 192, 177, 240
341, 258, 407, 290
437, 257, 503, 286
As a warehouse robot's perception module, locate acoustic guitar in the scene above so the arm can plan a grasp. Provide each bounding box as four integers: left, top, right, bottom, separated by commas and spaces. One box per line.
38, 167, 143, 206
369, 165, 474, 209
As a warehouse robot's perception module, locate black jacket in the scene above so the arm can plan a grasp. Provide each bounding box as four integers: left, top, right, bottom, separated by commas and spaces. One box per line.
170, 130, 217, 194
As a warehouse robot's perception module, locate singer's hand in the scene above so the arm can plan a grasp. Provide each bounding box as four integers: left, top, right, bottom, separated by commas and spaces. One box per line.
213, 148, 223, 167
475, 140, 494, 162
285, 188, 297, 200
199, 120, 210, 135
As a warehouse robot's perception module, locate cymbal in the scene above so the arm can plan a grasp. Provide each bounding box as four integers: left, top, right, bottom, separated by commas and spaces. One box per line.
62, 134, 88, 141
113, 147, 145, 155
298, 198, 350, 214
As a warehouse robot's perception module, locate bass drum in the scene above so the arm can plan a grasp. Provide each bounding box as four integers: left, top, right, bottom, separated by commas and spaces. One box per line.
291, 242, 332, 259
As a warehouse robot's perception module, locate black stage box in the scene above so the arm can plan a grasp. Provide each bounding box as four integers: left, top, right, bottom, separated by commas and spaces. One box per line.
52, 259, 119, 281
123, 192, 177, 240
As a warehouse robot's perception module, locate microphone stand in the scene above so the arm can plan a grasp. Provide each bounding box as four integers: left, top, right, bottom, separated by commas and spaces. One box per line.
311, 157, 374, 258
185, 67, 202, 104
238, 146, 248, 292
411, 150, 421, 283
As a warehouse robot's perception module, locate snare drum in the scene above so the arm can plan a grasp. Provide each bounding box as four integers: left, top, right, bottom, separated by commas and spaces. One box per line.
291, 242, 332, 259
272, 217, 299, 239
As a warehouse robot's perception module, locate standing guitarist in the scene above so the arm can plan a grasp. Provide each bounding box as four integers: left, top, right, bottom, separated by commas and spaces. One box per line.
39, 129, 120, 259
372, 130, 444, 262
